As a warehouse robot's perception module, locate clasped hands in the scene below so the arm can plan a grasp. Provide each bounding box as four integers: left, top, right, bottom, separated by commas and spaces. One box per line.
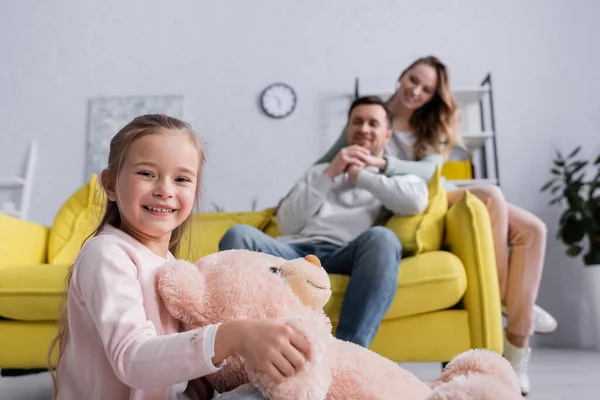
324, 145, 385, 186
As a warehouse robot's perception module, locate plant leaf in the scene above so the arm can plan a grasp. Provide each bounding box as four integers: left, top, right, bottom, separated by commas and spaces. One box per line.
561, 213, 587, 244
559, 210, 575, 227
551, 185, 562, 194
540, 179, 557, 192
573, 172, 586, 183
550, 197, 562, 206
554, 159, 565, 167
568, 161, 588, 176
568, 146, 582, 159
595, 154, 600, 165
590, 183, 600, 199
566, 244, 583, 257
590, 170, 600, 198
551, 168, 561, 176
565, 191, 590, 213
556, 150, 564, 162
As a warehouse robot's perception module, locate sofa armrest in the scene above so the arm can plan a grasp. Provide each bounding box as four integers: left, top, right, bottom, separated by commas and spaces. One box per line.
444, 191, 503, 353
0, 214, 49, 268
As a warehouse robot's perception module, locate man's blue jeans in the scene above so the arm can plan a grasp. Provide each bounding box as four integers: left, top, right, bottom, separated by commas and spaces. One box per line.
218, 225, 402, 348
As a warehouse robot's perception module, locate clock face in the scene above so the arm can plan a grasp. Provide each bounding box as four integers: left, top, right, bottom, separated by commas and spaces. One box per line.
260, 83, 297, 119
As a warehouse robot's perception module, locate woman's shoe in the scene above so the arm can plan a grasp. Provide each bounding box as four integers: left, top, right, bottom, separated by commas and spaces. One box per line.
503, 333, 532, 396
501, 304, 557, 334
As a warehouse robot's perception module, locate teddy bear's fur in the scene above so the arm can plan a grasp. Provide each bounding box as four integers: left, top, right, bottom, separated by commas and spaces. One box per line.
156, 249, 522, 400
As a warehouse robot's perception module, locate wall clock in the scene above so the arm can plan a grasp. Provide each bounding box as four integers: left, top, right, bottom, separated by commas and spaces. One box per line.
259, 83, 297, 119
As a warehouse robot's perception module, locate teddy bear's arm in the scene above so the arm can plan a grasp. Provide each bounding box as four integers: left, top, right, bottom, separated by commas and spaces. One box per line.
156, 260, 207, 327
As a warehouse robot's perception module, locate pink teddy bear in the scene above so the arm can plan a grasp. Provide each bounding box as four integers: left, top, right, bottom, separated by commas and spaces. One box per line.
157, 249, 522, 400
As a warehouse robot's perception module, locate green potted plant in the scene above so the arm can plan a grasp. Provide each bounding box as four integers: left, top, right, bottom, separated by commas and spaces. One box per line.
541, 146, 600, 266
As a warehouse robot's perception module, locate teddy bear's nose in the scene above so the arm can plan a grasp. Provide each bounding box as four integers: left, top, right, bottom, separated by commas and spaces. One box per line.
304, 255, 321, 267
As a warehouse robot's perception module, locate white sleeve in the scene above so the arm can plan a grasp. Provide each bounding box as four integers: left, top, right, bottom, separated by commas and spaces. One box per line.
276, 167, 334, 235
356, 169, 429, 216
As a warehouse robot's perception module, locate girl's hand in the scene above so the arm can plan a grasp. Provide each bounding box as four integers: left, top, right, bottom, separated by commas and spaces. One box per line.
216, 319, 314, 384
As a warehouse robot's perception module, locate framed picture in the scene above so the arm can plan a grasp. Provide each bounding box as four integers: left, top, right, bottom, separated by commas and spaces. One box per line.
85, 95, 184, 180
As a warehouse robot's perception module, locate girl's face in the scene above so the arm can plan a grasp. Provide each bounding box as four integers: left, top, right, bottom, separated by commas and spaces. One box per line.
397, 63, 438, 111
107, 131, 200, 252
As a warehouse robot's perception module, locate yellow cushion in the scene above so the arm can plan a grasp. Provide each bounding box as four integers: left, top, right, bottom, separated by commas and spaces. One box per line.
335, 310, 472, 363
442, 160, 473, 180
385, 166, 448, 255
324, 250, 466, 322
178, 209, 274, 261
0, 214, 49, 268
0, 263, 69, 321
48, 175, 105, 265
262, 208, 281, 237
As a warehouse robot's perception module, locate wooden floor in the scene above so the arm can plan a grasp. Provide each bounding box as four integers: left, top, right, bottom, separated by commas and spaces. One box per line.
1, 348, 599, 399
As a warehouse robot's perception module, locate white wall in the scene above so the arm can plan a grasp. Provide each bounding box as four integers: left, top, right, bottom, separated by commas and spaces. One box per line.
1, 0, 600, 348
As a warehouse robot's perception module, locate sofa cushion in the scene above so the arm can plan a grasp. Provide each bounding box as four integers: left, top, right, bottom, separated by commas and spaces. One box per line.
261, 208, 280, 237
0, 213, 49, 268
178, 210, 274, 261
0, 263, 69, 321
323, 251, 466, 322
385, 166, 448, 255
48, 175, 104, 265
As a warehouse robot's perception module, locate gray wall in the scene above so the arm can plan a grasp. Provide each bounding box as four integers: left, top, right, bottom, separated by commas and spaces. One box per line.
1, 0, 600, 349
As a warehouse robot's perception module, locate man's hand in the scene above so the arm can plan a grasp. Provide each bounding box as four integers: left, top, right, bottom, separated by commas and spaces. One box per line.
347, 165, 362, 186
325, 146, 369, 179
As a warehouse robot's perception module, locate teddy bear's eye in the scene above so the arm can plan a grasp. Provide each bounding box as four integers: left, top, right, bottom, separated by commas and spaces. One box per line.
269, 266, 281, 274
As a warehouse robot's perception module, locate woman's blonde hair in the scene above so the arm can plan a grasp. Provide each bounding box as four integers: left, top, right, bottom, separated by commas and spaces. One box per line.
47, 114, 206, 398
392, 55, 460, 160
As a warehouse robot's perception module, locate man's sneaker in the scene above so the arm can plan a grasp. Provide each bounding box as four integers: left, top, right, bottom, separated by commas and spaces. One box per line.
503, 333, 532, 396
501, 304, 558, 334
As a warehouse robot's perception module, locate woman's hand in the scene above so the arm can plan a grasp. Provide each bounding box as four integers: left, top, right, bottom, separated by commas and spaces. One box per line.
355, 153, 387, 171
325, 145, 369, 179
215, 319, 314, 384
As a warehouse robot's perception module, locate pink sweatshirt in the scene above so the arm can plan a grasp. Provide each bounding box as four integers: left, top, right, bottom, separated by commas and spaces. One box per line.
56, 225, 222, 400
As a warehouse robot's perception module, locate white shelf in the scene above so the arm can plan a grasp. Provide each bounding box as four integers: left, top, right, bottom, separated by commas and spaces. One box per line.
0, 177, 27, 188
461, 132, 494, 149
449, 178, 498, 187
453, 86, 489, 104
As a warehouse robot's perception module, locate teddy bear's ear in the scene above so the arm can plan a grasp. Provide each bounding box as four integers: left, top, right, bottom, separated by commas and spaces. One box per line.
304, 254, 321, 267
156, 260, 207, 326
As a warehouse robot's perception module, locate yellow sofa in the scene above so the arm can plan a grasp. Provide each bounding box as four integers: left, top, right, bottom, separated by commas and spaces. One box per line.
0, 176, 503, 370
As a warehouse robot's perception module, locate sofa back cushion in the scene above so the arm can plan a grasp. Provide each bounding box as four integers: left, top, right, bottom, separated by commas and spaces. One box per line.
48, 175, 104, 265
178, 210, 274, 261
385, 166, 448, 255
